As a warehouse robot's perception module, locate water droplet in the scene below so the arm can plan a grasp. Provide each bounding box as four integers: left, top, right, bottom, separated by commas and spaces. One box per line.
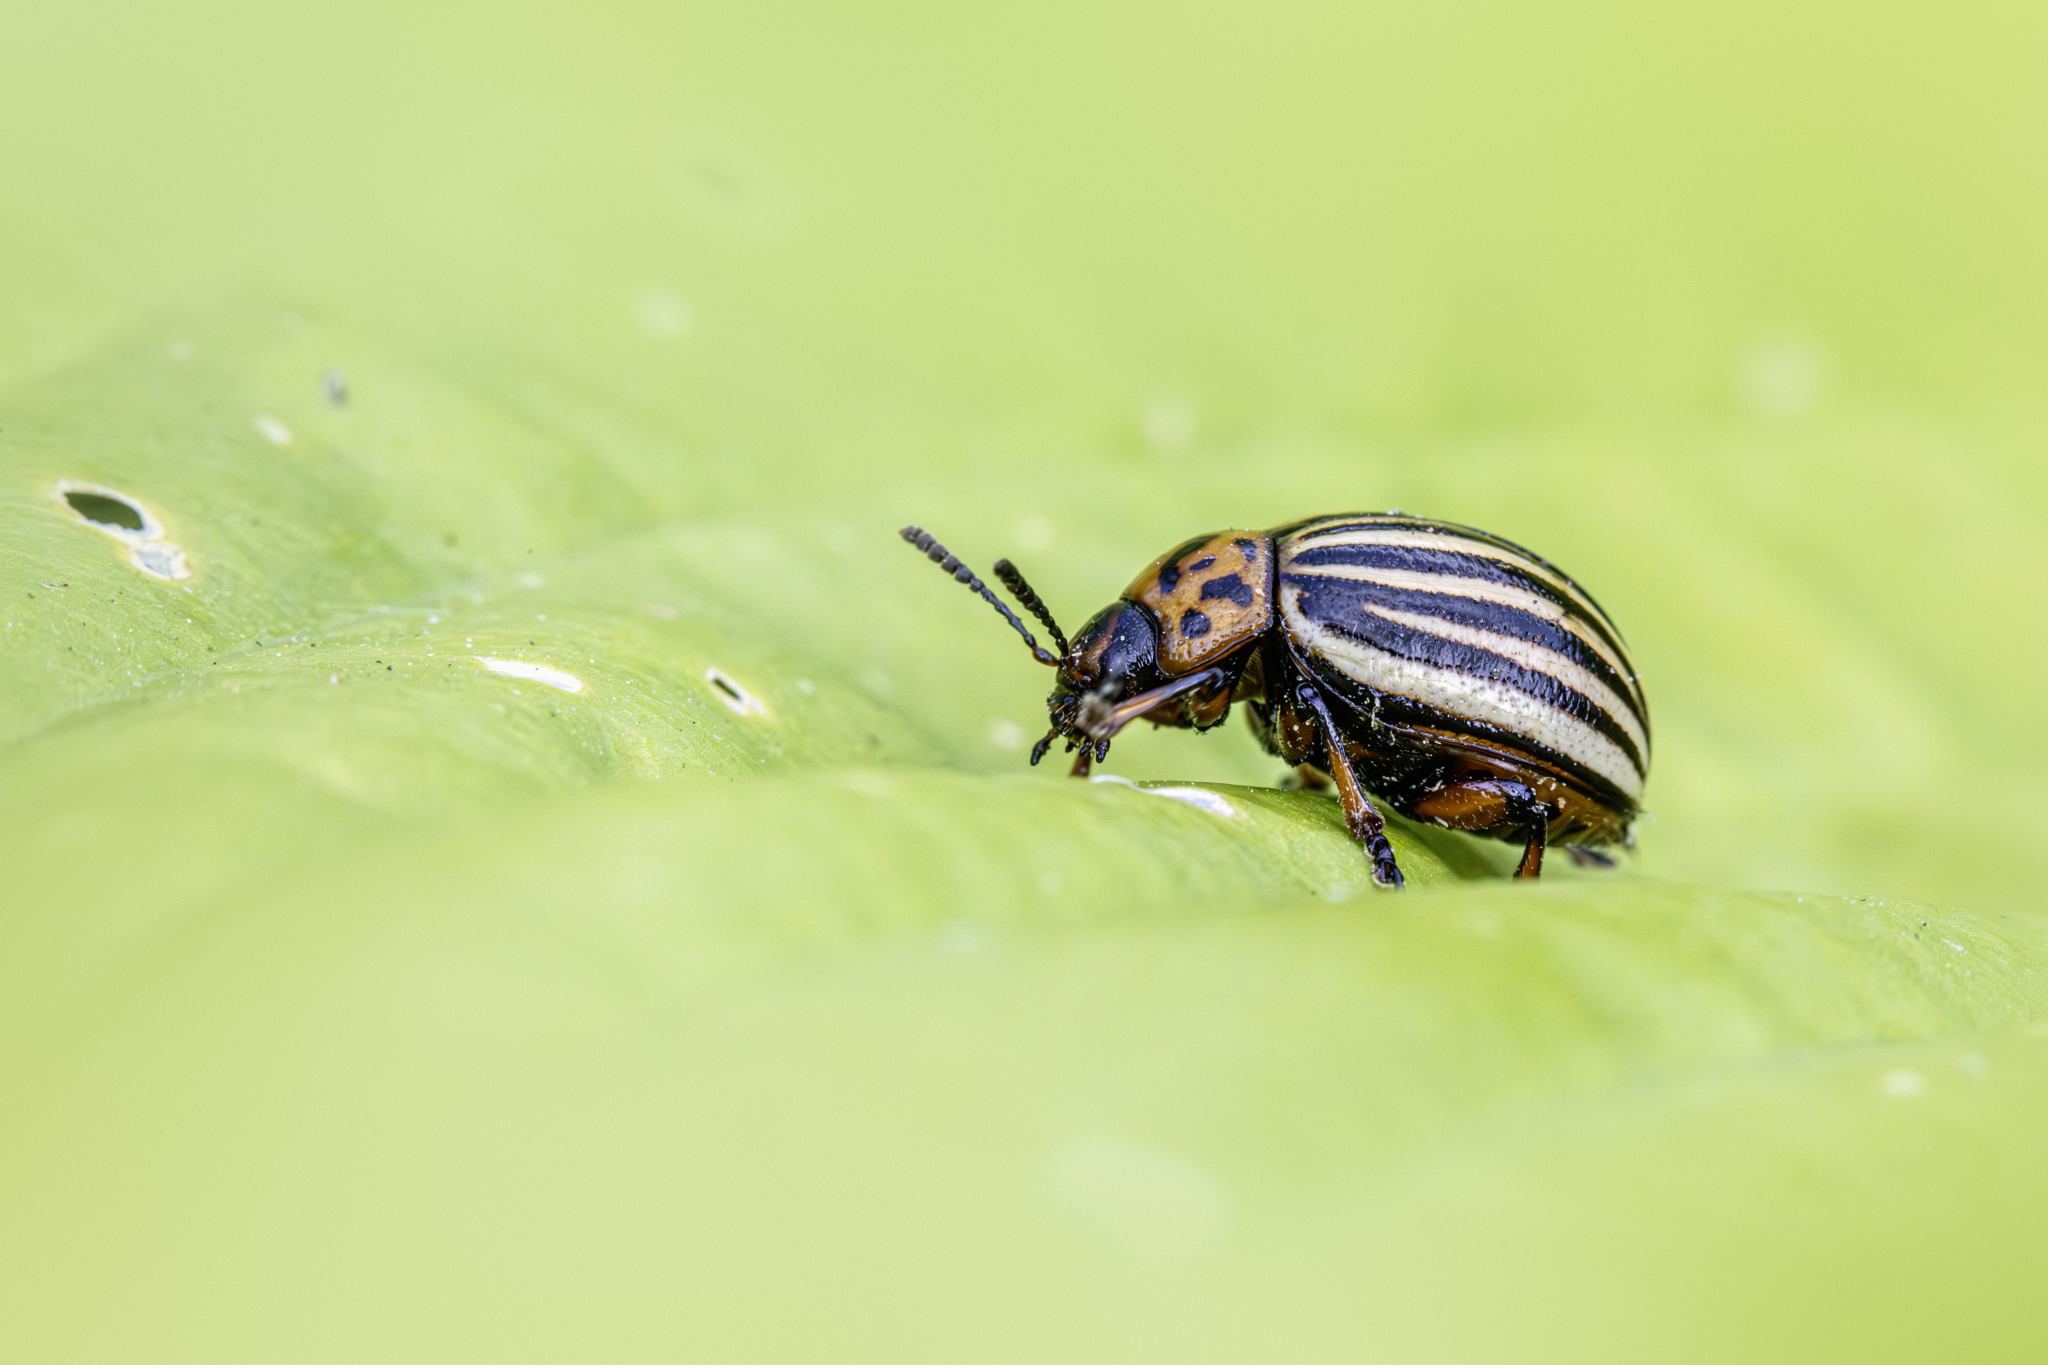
473, 657, 585, 694
1013, 515, 1056, 552
1044, 1134, 1231, 1267
1881, 1068, 1927, 1099
635, 289, 695, 340
253, 414, 293, 446
1143, 395, 1197, 454
1739, 335, 1830, 417
938, 921, 993, 954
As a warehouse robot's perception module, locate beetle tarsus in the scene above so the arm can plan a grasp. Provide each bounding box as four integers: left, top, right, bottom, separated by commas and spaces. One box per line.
1029, 731, 1055, 766
1367, 834, 1404, 888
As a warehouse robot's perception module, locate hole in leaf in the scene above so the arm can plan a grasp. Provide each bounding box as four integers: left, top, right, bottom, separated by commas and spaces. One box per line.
706, 667, 767, 717
63, 490, 146, 533
55, 482, 190, 580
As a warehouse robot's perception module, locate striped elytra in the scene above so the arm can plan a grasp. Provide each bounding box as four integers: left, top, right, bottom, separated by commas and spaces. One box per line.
900, 513, 1649, 885
1272, 514, 1649, 810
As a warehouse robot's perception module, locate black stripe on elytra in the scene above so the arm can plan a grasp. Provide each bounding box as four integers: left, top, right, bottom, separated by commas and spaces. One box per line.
1284, 517, 1630, 645
1283, 514, 1571, 578
1280, 572, 1645, 733
1381, 692, 1638, 810
1304, 660, 1639, 811
1292, 587, 1645, 775
1198, 573, 1255, 608
1284, 542, 1637, 691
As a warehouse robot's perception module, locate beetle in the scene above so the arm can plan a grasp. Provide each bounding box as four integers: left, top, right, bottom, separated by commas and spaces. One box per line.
900, 513, 1648, 884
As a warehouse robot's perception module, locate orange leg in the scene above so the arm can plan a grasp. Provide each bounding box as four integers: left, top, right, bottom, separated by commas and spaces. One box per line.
1294, 764, 1332, 792
1412, 778, 1554, 880
1514, 807, 1547, 879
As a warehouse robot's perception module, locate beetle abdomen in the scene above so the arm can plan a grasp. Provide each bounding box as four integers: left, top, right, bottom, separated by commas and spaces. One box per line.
1275, 514, 1649, 806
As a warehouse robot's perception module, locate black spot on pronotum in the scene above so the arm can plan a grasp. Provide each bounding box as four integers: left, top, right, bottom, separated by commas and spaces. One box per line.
63, 490, 146, 533
1180, 610, 1212, 638
1189, 555, 1216, 572
1157, 563, 1182, 592
1198, 573, 1254, 608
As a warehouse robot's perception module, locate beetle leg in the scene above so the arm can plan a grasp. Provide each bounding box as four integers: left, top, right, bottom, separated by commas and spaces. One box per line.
1294, 764, 1331, 792
1485, 780, 1551, 879
1069, 744, 1094, 778
1030, 731, 1056, 766
1412, 778, 1555, 879
1294, 682, 1402, 888
1513, 802, 1548, 879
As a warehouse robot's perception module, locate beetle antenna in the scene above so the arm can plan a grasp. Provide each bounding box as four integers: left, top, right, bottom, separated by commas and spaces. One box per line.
992, 559, 1069, 658
900, 526, 1060, 666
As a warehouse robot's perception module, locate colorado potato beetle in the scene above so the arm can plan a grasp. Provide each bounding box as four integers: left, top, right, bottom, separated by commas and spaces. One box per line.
900, 514, 1648, 885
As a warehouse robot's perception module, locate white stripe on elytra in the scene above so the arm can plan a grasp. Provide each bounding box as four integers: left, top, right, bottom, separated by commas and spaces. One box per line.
1354, 603, 1648, 762
1285, 524, 1613, 633
1278, 561, 1645, 713
1281, 586, 1645, 800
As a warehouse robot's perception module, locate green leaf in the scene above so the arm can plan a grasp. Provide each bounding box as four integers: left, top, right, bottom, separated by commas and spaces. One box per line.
9, 2, 2048, 1359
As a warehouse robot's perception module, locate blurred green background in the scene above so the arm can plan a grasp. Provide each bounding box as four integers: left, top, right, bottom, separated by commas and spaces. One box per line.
5, 0, 2048, 1359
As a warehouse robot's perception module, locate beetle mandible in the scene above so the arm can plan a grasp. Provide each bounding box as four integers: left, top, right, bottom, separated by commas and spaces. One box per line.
900, 513, 1648, 884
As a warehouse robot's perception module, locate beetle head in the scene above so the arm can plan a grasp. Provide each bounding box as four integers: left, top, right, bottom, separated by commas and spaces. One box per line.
1046, 602, 1167, 746
897, 525, 1217, 774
